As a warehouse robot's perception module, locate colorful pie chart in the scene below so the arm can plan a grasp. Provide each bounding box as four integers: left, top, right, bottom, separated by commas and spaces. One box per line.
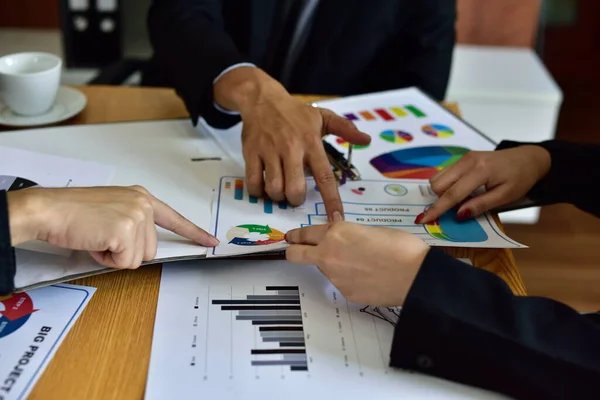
422, 124, 454, 138
226, 224, 285, 246
379, 130, 413, 144
425, 208, 488, 242
370, 146, 470, 179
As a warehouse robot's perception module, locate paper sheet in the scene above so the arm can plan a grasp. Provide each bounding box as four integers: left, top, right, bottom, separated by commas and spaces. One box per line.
145, 258, 506, 400
0, 146, 115, 257
208, 176, 525, 257
0, 284, 95, 400
196, 87, 497, 172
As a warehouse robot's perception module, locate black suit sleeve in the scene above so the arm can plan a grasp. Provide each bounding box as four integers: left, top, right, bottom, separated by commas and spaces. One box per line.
391, 0, 456, 101
147, 0, 247, 129
390, 248, 600, 399
0, 190, 16, 295
496, 140, 600, 218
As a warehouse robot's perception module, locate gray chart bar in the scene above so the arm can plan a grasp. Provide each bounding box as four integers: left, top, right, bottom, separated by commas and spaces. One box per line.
251, 360, 307, 366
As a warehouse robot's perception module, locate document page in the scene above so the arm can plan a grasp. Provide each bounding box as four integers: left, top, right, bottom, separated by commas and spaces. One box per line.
208, 176, 525, 257
0, 284, 95, 400
145, 259, 506, 400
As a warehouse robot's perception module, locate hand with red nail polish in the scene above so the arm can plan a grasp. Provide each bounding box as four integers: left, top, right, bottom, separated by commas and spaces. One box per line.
285, 219, 429, 306
418, 145, 551, 224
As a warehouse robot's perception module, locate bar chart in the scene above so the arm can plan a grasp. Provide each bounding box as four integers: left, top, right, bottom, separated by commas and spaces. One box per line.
212, 286, 308, 372
228, 178, 288, 214
343, 105, 427, 122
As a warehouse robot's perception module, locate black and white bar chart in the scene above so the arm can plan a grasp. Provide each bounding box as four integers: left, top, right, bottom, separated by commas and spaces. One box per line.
147, 259, 502, 400
212, 286, 309, 372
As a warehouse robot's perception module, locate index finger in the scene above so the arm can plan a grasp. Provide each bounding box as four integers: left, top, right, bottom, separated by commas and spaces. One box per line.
420, 170, 486, 224
148, 194, 220, 247
307, 148, 344, 221
286, 224, 330, 245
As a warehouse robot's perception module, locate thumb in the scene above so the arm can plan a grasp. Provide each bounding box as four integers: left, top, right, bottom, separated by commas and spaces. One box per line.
319, 108, 371, 145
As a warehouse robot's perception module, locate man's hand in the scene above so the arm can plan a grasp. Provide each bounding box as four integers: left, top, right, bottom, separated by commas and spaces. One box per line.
214, 67, 371, 220
7, 186, 219, 269
285, 215, 429, 306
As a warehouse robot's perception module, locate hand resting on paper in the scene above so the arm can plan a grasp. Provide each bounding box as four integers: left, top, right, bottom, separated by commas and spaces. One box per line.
214, 67, 371, 220
7, 186, 219, 269
285, 212, 429, 306
416, 145, 551, 224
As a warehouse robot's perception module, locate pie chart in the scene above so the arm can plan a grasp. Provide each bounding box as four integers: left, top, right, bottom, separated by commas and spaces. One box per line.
425, 208, 488, 242
379, 130, 413, 144
226, 224, 285, 246
336, 137, 370, 149
370, 146, 470, 179
0, 176, 39, 191
422, 124, 454, 138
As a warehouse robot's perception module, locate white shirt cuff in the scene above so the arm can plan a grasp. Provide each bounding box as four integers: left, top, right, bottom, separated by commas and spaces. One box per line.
213, 62, 257, 115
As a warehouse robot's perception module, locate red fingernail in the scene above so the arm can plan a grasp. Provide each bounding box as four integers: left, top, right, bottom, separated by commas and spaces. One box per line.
457, 209, 472, 221
414, 213, 425, 224
284, 232, 289, 242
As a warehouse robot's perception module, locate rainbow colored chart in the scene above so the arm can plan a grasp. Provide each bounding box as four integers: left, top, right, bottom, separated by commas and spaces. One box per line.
379, 130, 413, 144
342, 105, 426, 122
425, 209, 488, 242
226, 224, 285, 246
336, 137, 370, 149
370, 146, 470, 179
422, 124, 454, 138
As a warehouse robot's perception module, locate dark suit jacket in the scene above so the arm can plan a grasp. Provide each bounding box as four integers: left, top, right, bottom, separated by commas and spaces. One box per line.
1, 141, 599, 398
392, 140, 600, 399
144, 0, 457, 129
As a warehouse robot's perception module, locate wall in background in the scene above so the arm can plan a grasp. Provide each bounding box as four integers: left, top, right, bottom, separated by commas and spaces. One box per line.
456, 0, 542, 47
0, 0, 60, 28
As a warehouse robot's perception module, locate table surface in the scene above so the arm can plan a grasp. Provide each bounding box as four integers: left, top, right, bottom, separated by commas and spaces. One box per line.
23, 85, 526, 400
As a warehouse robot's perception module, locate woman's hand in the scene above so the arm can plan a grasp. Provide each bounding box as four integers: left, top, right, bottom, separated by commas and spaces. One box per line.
285, 216, 429, 306
417, 145, 551, 224
7, 186, 219, 269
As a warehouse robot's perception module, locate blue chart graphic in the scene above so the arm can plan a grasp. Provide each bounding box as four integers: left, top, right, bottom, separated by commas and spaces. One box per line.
229, 179, 287, 214
426, 208, 488, 242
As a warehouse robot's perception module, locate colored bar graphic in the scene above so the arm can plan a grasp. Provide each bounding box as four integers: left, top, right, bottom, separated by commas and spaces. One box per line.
234, 179, 244, 200
251, 360, 306, 366
249, 196, 258, 204
264, 199, 273, 214
251, 349, 305, 354
252, 320, 303, 325
213, 299, 300, 305
390, 107, 408, 117
359, 111, 376, 120
406, 105, 426, 117
259, 326, 303, 332
246, 295, 300, 300
374, 108, 394, 121
278, 201, 287, 210
263, 337, 304, 342
266, 286, 298, 291
344, 113, 358, 120
212, 285, 307, 372
236, 315, 302, 321
220, 305, 300, 311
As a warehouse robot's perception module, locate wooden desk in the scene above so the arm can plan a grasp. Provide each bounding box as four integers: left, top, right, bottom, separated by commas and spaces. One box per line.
28, 86, 526, 400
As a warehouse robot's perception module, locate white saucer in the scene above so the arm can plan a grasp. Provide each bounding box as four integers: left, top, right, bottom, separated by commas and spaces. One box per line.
0, 86, 87, 127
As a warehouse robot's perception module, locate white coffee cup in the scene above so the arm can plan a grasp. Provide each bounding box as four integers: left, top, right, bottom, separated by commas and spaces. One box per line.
0, 52, 62, 116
